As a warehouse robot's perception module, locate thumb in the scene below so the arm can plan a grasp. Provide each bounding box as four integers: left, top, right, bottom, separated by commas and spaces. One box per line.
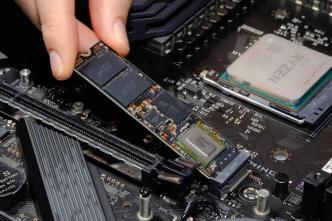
89, 0, 132, 56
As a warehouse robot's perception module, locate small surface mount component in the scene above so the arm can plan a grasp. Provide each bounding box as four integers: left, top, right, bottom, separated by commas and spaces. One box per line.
202, 34, 332, 126
75, 42, 250, 186
17, 118, 115, 221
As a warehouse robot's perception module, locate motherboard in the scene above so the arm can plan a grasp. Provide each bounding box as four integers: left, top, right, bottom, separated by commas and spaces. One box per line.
0, 0, 332, 220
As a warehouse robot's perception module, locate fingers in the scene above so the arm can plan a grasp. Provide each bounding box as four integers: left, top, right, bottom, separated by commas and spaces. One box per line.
16, 0, 130, 80
77, 21, 99, 53
36, 0, 78, 80
90, 0, 132, 56
15, 0, 40, 27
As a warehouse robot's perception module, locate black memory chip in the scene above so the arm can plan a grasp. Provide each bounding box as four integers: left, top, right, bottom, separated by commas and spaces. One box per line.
104, 70, 151, 107
155, 91, 190, 124
145, 111, 166, 128
79, 51, 126, 86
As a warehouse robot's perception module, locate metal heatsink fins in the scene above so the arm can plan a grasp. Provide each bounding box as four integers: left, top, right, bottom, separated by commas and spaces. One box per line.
17, 118, 115, 221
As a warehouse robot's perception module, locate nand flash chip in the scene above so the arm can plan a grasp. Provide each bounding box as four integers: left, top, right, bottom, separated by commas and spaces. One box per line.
218, 34, 332, 126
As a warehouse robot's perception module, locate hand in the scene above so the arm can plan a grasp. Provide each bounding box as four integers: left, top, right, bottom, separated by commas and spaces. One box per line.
15, 0, 132, 80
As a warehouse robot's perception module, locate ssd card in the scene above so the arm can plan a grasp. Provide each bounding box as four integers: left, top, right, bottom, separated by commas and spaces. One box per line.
75, 42, 250, 186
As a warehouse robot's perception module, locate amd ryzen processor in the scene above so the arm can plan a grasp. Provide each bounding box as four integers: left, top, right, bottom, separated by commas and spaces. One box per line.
227, 34, 332, 104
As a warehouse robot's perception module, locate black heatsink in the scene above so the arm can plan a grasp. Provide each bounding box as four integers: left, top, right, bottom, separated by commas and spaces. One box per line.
17, 118, 115, 221
128, 0, 213, 41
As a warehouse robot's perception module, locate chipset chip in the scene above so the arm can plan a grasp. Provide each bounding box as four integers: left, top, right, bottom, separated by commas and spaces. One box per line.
104, 70, 151, 107
155, 91, 190, 124
178, 126, 224, 167
186, 133, 217, 157
79, 51, 126, 86
227, 34, 332, 104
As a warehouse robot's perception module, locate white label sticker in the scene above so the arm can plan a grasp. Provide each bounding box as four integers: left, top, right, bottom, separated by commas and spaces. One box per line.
322, 158, 332, 174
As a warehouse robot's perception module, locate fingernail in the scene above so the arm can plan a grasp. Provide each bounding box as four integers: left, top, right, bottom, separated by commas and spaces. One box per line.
113, 18, 130, 53
49, 50, 64, 79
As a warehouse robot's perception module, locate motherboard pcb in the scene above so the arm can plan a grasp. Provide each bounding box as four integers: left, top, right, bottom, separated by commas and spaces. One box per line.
0, 0, 332, 220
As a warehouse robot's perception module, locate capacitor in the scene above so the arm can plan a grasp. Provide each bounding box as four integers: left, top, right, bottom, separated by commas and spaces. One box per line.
312, 0, 320, 11
183, 35, 196, 57
173, 42, 188, 64
137, 188, 153, 220
225, 1, 237, 19
0, 165, 27, 211
215, 7, 229, 37
328, 0, 332, 16
272, 172, 289, 199
232, 0, 243, 11
295, 0, 304, 5
241, 0, 251, 16
216, 7, 229, 25
200, 21, 214, 43
19, 69, 32, 88
254, 189, 270, 216
207, 14, 222, 38
225, 1, 237, 30
192, 28, 205, 50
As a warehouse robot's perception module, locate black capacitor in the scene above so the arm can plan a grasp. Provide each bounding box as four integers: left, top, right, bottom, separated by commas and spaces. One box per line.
183, 35, 196, 57
219, 26, 227, 37
215, 7, 228, 37
225, 1, 237, 19
328, 0, 332, 16
173, 42, 188, 64
192, 28, 205, 50
207, 14, 222, 37
241, 0, 252, 16
231, 0, 243, 22
242, 0, 251, 9
216, 7, 229, 25
322, 186, 332, 221
225, 1, 237, 31
0, 165, 27, 211
232, 0, 243, 11
272, 172, 289, 199
200, 20, 214, 42
250, 0, 258, 8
